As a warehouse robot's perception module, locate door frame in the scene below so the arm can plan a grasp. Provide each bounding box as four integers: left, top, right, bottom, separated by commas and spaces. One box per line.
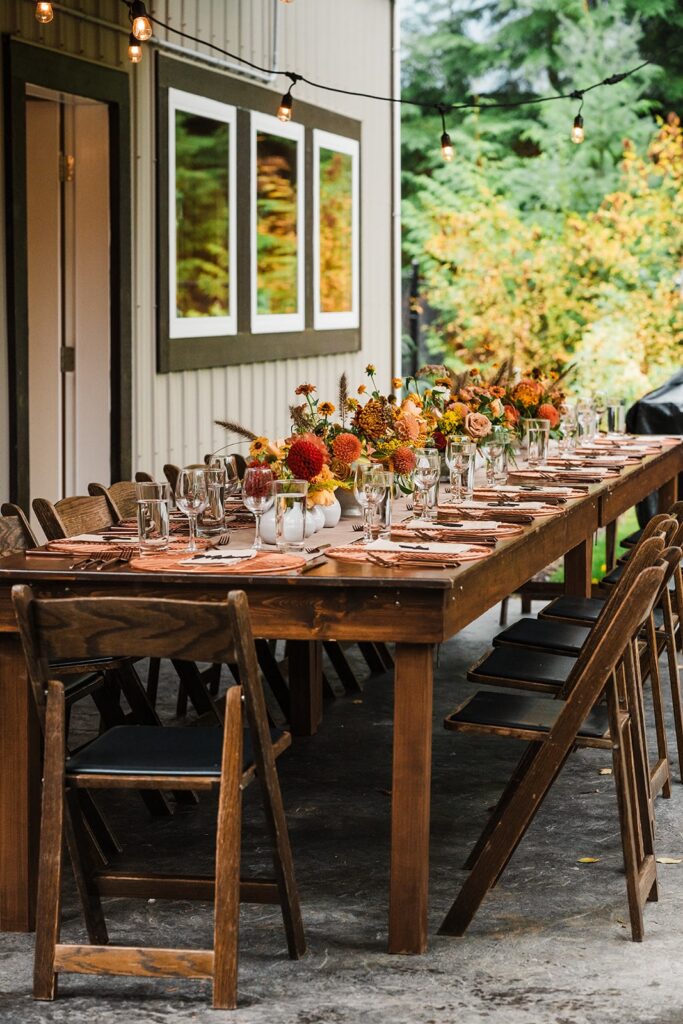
3, 38, 132, 509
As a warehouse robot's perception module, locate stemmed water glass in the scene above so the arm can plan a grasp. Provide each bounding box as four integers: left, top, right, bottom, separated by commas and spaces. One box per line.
353, 464, 387, 544
445, 436, 475, 501
411, 449, 441, 525
242, 466, 274, 551
175, 467, 209, 553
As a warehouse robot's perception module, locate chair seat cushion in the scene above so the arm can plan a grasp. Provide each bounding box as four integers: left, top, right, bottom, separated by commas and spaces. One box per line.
493, 618, 592, 655
445, 690, 608, 739
66, 724, 282, 777
468, 646, 575, 688
539, 596, 606, 624
52, 656, 122, 673
620, 529, 643, 548
602, 563, 624, 586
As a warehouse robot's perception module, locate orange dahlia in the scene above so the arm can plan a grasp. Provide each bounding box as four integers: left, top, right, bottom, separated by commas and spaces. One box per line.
392, 446, 417, 475
512, 379, 544, 407
332, 432, 362, 464
537, 403, 560, 428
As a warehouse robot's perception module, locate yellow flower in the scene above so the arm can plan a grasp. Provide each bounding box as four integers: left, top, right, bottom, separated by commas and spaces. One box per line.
249, 436, 269, 456
365, 363, 377, 375
357, 384, 367, 395
346, 397, 360, 410
318, 401, 336, 416
392, 377, 403, 389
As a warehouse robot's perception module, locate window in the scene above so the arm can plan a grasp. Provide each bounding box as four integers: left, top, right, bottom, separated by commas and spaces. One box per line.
168, 88, 236, 339
313, 130, 359, 330
250, 113, 305, 334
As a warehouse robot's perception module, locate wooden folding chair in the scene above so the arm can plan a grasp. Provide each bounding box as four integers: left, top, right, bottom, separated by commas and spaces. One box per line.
12, 586, 305, 1010
440, 563, 666, 941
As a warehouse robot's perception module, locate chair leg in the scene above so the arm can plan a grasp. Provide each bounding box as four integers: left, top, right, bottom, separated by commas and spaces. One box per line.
323, 641, 363, 693
212, 686, 243, 1010
605, 519, 618, 571
255, 639, 291, 718
78, 789, 122, 864
64, 789, 109, 945
662, 591, 683, 782
645, 616, 672, 798
34, 682, 66, 1001
499, 597, 509, 627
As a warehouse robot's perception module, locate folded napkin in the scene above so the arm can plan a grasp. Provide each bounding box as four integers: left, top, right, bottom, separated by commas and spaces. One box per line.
392, 520, 522, 544
438, 499, 556, 522
473, 485, 586, 502
128, 551, 306, 575
179, 546, 256, 566
508, 468, 616, 483
327, 538, 492, 566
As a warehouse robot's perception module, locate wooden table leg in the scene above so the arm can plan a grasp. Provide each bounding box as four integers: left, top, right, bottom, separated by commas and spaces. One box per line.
0, 633, 40, 931
287, 640, 323, 737
389, 643, 433, 954
564, 536, 593, 598
657, 475, 677, 513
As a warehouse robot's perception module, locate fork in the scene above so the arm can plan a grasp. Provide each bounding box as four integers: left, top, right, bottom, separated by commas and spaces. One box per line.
305, 542, 331, 554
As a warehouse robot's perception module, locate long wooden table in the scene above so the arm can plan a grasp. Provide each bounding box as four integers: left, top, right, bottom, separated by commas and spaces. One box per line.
1, 440, 680, 953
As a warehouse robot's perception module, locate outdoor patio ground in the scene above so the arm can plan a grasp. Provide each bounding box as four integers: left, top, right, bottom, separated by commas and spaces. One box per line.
1, 600, 683, 1024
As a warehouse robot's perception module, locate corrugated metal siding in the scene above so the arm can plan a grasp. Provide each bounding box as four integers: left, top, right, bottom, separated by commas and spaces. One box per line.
0, 0, 395, 490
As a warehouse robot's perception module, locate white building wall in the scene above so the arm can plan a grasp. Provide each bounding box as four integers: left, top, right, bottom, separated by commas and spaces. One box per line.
0, 0, 397, 493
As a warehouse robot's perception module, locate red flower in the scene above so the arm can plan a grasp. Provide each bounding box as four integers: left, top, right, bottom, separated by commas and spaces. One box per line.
432, 430, 447, 451
287, 438, 325, 481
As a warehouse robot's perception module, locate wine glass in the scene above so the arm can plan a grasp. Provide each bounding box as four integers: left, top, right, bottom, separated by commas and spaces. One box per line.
353, 464, 387, 544
210, 455, 240, 510
175, 467, 209, 553
411, 449, 441, 525
445, 436, 476, 501
242, 466, 274, 550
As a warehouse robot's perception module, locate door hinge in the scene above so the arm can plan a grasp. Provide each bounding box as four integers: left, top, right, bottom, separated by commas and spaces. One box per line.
60, 346, 75, 373
59, 154, 75, 183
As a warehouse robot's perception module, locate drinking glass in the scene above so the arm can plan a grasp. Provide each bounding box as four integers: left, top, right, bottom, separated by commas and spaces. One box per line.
274, 479, 308, 552
135, 482, 170, 554
576, 399, 598, 441
198, 466, 226, 537
242, 466, 274, 551
175, 468, 209, 553
210, 455, 240, 501
481, 434, 507, 488
606, 402, 626, 434
411, 449, 441, 525
445, 436, 476, 501
558, 405, 578, 453
521, 418, 550, 467
353, 464, 387, 544
372, 470, 394, 538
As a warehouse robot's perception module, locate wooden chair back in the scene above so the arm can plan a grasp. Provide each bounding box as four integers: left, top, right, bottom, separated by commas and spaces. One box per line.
0, 503, 39, 553
135, 471, 153, 483
11, 590, 272, 760
88, 481, 138, 521
204, 452, 247, 479
163, 464, 180, 493
32, 495, 115, 541
556, 533, 667, 700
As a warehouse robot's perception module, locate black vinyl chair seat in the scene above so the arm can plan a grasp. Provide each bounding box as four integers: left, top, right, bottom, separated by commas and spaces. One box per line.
66, 724, 283, 777
468, 646, 575, 688
539, 595, 606, 623
52, 656, 122, 673
493, 617, 592, 655
445, 690, 609, 738
620, 529, 643, 548
602, 563, 625, 586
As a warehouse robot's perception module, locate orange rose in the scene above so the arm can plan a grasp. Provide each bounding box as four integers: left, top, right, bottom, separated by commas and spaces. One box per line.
537, 403, 560, 428
465, 412, 492, 439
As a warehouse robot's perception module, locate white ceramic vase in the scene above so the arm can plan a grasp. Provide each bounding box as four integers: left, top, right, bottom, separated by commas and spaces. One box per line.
321, 495, 342, 528
307, 504, 326, 534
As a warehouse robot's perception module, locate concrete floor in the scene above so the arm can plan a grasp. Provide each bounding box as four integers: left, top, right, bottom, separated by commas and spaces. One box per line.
2, 603, 683, 1023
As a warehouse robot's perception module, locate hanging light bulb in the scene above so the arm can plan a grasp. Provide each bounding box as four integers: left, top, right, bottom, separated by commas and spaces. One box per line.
571, 114, 585, 144
277, 74, 300, 123
277, 90, 293, 122
437, 105, 454, 161
35, 2, 53, 23
128, 32, 143, 63
130, 0, 153, 42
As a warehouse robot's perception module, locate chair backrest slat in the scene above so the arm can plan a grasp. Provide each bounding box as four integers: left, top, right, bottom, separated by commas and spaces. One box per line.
88, 481, 138, 522
33, 495, 115, 540
0, 503, 38, 554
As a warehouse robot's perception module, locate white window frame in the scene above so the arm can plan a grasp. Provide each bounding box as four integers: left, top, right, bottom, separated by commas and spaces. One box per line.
250, 112, 305, 334
313, 130, 360, 330
168, 87, 237, 339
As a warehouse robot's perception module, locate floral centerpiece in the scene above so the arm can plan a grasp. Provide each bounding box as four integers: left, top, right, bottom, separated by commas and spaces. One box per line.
402, 364, 510, 449
502, 368, 568, 437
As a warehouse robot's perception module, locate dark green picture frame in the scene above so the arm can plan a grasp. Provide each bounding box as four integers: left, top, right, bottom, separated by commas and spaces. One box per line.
157, 55, 361, 373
